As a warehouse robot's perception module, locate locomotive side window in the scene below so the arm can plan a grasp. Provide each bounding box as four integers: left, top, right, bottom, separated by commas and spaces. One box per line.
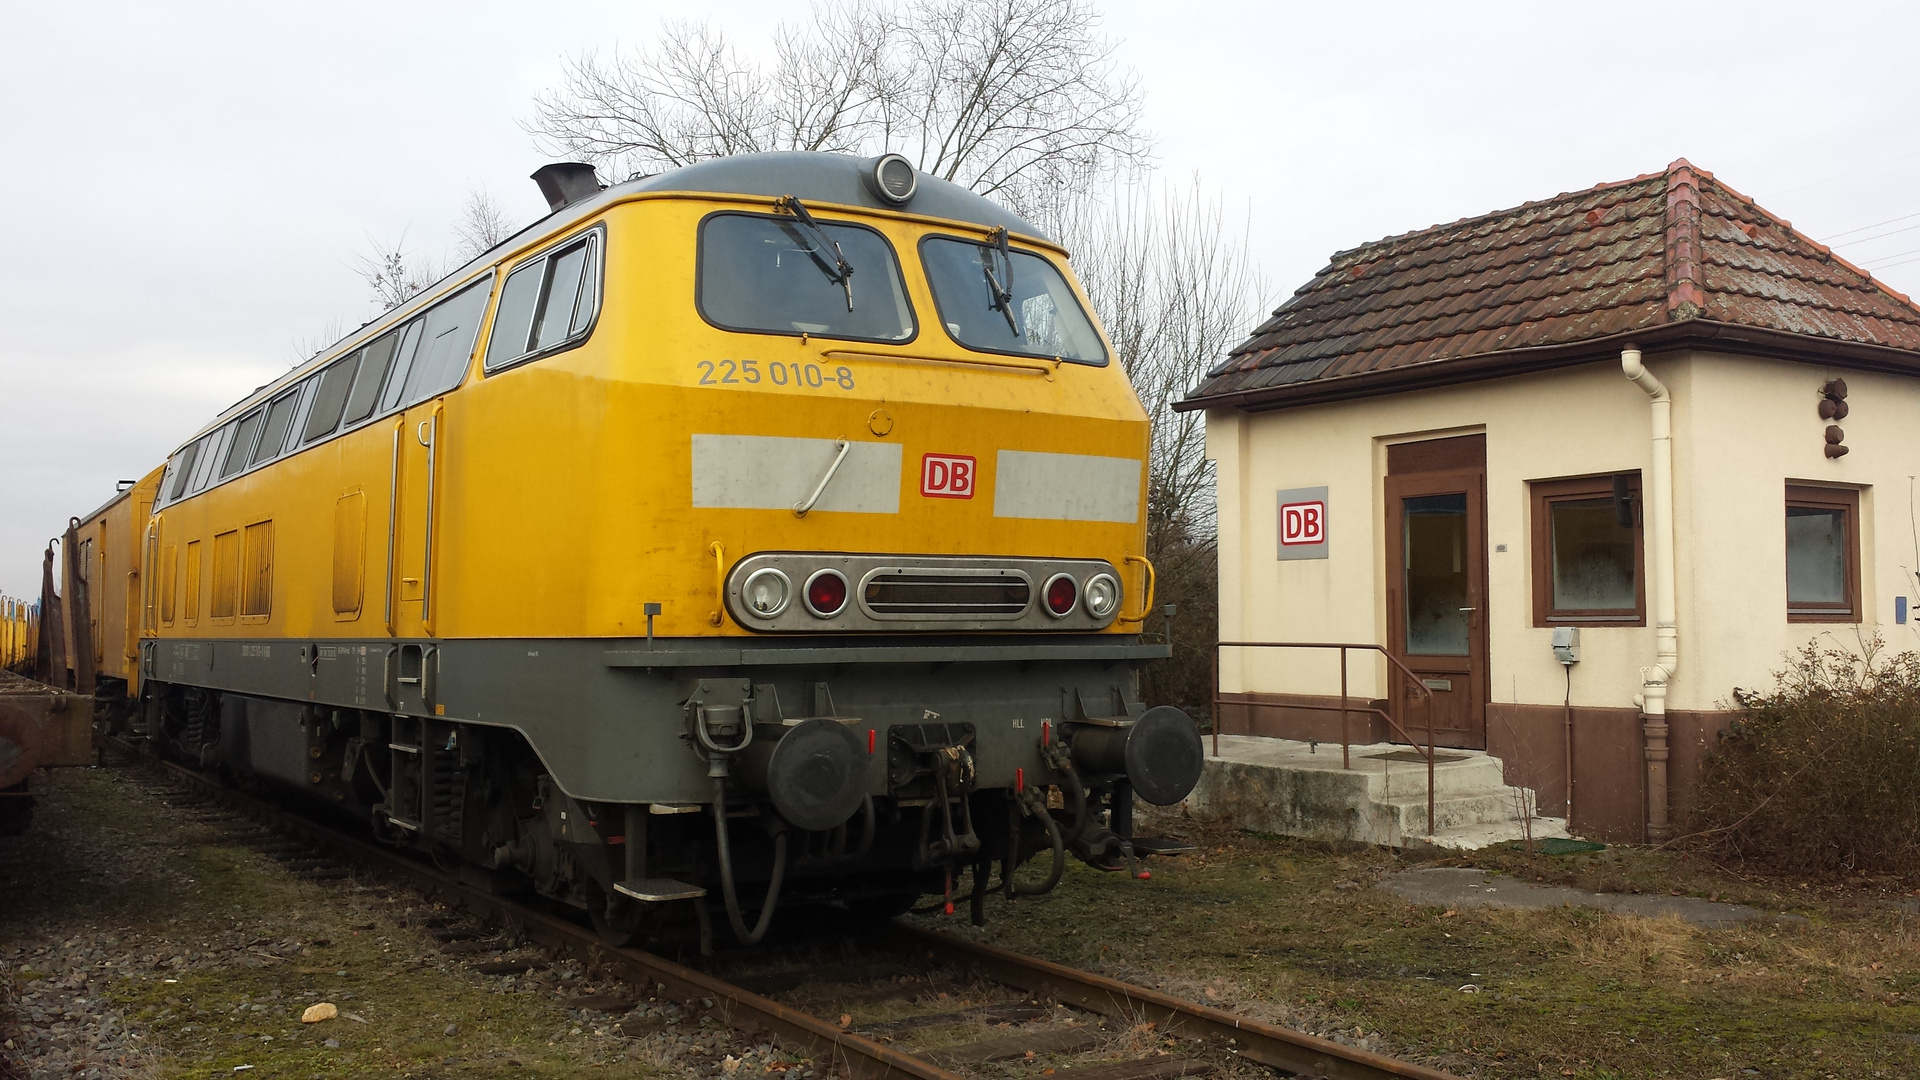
343, 329, 400, 425
190, 426, 230, 494
697, 213, 914, 344
220, 408, 267, 479
920, 237, 1106, 365
378, 320, 426, 413
485, 233, 601, 372
396, 278, 492, 405
164, 440, 203, 503
303, 351, 361, 444
250, 389, 301, 467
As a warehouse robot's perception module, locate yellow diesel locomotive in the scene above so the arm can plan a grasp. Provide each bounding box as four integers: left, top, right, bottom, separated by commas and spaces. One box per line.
126, 152, 1201, 945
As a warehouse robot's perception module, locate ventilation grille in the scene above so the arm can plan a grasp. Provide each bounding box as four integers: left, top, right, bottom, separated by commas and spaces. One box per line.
862, 571, 1030, 616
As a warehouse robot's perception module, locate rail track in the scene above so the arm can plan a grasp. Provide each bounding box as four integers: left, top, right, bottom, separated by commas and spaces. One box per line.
103, 736, 1460, 1080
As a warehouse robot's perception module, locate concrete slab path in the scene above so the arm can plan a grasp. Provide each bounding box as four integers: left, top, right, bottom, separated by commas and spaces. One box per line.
1378, 867, 1782, 929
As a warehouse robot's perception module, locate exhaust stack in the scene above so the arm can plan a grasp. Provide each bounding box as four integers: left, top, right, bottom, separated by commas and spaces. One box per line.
531, 163, 603, 212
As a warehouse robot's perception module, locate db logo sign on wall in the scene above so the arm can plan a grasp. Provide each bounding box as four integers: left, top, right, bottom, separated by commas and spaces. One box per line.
1280, 501, 1324, 545
1275, 485, 1330, 561
921, 454, 976, 499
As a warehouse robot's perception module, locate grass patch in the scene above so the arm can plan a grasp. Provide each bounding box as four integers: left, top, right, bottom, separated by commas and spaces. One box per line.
939, 821, 1920, 1078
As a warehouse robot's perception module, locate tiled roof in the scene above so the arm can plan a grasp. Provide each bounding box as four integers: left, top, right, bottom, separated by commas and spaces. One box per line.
1182, 161, 1920, 409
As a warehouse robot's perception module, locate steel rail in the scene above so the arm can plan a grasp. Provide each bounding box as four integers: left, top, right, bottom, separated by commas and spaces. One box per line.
890, 925, 1464, 1080
110, 740, 962, 1080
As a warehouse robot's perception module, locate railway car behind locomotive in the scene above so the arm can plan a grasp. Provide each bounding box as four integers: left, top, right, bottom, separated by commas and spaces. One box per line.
107, 151, 1201, 946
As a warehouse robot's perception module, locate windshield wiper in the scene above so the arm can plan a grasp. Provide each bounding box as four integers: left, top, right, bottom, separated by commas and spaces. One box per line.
983, 227, 1020, 337
776, 195, 855, 311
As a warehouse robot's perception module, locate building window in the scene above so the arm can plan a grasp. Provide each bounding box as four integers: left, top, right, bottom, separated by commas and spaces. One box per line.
1786, 485, 1859, 622
1531, 474, 1644, 625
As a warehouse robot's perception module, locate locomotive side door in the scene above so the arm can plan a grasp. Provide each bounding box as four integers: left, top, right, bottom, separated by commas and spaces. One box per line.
387, 398, 444, 642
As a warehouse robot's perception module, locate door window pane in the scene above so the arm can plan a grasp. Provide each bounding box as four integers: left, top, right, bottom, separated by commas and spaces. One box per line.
570, 238, 600, 334
1550, 497, 1636, 611
1404, 493, 1469, 656
485, 262, 542, 369
380, 320, 426, 413
1787, 506, 1847, 606
531, 242, 588, 352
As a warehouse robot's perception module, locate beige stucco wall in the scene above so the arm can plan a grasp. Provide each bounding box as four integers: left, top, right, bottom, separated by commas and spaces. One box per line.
1209, 347, 1914, 714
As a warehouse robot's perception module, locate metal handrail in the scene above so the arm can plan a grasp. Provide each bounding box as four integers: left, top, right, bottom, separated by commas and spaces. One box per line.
1211, 640, 1440, 837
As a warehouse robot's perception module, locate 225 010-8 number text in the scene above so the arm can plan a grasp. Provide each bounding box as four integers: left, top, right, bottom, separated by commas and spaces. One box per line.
696, 360, 856, 390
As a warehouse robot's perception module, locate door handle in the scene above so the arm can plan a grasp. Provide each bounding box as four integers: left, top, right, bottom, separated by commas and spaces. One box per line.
1458, 606, 1478, 612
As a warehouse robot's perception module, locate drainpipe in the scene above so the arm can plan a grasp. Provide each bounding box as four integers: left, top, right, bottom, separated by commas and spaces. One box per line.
1621, 346, 1677, 843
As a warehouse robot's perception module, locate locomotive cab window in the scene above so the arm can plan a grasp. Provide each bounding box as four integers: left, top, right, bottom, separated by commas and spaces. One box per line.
920, 236, 1106, 365
697, 212, 914, 343
486, 231, 602, 371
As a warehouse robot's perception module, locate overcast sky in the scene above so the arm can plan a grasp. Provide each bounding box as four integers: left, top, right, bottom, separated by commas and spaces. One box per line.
4, 1, 1917, 598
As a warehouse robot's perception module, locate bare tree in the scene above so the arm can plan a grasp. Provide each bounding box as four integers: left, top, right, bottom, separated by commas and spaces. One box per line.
525, 0, 1146, 216
526, 3, 1259, 715
1062, 175, 1268, 713
351, 233, 439, 313
454, 186, 513, 261
288, 317, 345, 369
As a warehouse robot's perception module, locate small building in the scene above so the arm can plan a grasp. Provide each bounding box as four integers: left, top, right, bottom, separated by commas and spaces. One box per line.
1180, 160, 1920, 843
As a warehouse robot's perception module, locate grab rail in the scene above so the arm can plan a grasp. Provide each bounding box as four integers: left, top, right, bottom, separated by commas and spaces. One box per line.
1211, 641, 1439, 836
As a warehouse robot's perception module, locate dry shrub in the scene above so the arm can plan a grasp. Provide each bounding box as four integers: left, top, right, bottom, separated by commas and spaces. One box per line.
1686, 637, 1920, 879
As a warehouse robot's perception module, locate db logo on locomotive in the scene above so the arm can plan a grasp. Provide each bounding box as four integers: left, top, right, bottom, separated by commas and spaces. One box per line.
920, 453, 976, 499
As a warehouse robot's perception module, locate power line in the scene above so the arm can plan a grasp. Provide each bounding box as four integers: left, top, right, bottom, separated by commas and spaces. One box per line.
1833, 221, 1920, 248
1865, 245, 1920, 267
1819, 210, 1920, 242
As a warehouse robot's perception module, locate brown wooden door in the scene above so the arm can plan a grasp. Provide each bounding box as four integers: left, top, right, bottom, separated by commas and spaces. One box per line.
1386, 467, 1488, 750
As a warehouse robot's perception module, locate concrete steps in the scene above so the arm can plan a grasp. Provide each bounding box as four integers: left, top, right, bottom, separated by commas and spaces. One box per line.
1183, 735, 1572, 850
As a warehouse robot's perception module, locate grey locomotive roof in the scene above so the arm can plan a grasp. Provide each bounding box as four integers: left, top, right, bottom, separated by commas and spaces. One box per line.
187, 152, 1040, 445
615, 152, 1045, 239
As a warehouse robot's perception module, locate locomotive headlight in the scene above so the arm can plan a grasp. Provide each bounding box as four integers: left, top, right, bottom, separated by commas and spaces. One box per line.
1082, 573, 1121, 620
742, 567, 792, 618
864, 153, 918, 205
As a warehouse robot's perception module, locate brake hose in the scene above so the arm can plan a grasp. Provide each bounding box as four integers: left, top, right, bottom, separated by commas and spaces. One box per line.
712, 777, 789, 945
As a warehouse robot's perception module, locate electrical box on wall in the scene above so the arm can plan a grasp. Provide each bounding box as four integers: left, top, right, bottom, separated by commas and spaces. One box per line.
1552, 626, 1581, 665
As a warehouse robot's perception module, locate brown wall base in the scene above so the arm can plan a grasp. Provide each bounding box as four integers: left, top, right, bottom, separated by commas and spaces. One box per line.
1215, 694, 1735, 843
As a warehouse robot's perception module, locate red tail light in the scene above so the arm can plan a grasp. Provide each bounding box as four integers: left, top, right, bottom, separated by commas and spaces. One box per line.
1042, 573, 1077, 618
805, 569, 849, 617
